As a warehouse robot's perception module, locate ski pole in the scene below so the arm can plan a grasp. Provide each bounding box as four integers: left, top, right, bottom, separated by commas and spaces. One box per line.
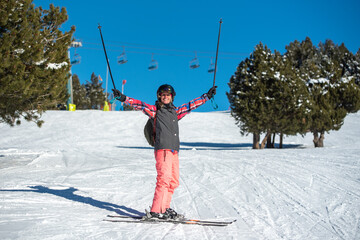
211, 18, 222, 109
98, 24, 117, 90
213, 18, 222, 88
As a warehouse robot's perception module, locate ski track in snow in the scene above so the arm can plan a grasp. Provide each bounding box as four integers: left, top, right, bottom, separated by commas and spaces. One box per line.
0, 110, 359, 240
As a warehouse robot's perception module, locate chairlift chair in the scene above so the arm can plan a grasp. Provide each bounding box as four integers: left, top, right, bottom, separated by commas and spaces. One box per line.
71, 41, 82, 48
71, 53, 81, 65
117, 53, 128, 64
70, 39, 82, 65
189, 52, 200, 69
117, 47, 128, 64
148, 54, 158, 71
208, 57, 215, 73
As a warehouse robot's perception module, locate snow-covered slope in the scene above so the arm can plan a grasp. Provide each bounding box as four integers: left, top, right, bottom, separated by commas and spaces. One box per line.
1, 110, 359, 240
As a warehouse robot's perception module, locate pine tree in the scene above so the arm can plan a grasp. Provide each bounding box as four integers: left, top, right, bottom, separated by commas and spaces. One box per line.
287, 38, 336, 147
227, 45, 256, 148
0, 0, 75, 127
314, 40, 360, 146
72, 74, 89, 109
355, 49, 360, 86
228, 43, 280, 148
271, 51, 310, 147
85, 73, 106, 109
333, 44, 360, 113
286, 38, 360, 147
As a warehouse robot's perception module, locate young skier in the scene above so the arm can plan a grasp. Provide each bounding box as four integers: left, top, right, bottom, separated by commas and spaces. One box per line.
112, 84, 217, 220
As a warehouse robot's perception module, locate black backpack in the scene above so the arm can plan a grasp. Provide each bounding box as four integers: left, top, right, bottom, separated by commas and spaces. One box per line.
144, 118, 155, 147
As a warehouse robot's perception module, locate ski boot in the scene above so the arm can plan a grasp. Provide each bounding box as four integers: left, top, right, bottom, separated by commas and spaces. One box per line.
143, 209, 169, 221
165, 208, 185, 220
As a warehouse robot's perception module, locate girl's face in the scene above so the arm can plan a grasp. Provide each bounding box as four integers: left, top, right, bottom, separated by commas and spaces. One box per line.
160, 92, 172, 104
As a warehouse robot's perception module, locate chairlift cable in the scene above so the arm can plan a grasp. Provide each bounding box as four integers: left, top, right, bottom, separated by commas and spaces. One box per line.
98, 24, 117, 90
83, 39, 248, 57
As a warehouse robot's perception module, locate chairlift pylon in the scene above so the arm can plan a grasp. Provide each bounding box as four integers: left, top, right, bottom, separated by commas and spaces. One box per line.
148, 54, 158, 71
189, 52, 200, 69
117, 46, 128, 64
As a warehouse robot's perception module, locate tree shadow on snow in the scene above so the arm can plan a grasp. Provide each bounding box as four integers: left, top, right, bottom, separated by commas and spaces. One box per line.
116, 143, 252, 151
116, 142, 305, 151
180, 142, 253, 150
116, 146, 153, 150
182, 142, 306, 150
0, 185, 144, 217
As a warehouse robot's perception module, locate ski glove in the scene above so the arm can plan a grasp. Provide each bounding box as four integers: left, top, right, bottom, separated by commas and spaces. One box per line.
206, 86, 217, 99
112, 89, 126, 102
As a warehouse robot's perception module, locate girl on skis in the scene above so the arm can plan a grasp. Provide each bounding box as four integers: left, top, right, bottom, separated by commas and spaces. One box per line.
112, 84, 217, 220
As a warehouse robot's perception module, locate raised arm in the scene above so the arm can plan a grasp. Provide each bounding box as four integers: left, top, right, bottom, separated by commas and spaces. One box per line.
176, 94, 208, 120
112, 89, 156, 119
124, 97, 157, 119
176, 86, 217, 120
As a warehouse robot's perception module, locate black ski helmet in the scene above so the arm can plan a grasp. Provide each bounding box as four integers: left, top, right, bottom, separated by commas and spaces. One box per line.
157, 84, 176, 100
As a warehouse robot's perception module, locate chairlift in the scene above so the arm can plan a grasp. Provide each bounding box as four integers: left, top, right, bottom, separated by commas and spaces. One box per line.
117, 46, 128, 64
148, 54, 158, 71
208, 57, 215, 73
71, 53, 81, 65
70, 39, 82, 65
71, 41, 82, 48
189, 52, 200, 69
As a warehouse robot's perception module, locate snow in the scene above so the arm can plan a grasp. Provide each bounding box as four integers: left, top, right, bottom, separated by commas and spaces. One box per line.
14, 49, 25, 54
46, 62, 68, 70
33, 60, 68, 69
307, 78, 329, 85
274, 72, 281, 80
35, 59, 47, 66
1, 110, 360, 240
341, 76, 354, 84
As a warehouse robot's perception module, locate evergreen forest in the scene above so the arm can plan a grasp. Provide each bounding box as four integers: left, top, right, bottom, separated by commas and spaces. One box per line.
227, 37, 360, 148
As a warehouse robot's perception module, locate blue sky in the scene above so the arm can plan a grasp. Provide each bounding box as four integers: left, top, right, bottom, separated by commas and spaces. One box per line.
33, 0, 360, 112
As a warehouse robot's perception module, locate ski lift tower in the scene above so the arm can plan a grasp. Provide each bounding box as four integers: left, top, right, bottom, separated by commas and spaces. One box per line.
67, 40, 82, 107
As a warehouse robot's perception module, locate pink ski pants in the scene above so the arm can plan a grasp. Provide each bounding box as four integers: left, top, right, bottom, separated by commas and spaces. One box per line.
151, 149, 179, 213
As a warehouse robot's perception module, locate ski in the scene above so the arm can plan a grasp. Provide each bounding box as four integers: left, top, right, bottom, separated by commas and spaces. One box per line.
105, 214, 236, 226
103, 218, 233, 226
107, 214, 144, 219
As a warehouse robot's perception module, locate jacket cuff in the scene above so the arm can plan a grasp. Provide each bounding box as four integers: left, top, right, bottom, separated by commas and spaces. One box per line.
203, 93, 210, 101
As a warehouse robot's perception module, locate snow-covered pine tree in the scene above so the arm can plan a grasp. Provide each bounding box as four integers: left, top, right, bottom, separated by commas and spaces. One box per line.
270, 51, 310, 148
286, 37, 334, 147
355, 49, 360, 86
228, 42, 311, 149
311, 40, 360, 147
229, 37, 359, 149
0, 0, 75, 127
332, 43, 360, 114
286, 38, 360, 147
228, 43, 265, 148
228, 43, 278, 148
